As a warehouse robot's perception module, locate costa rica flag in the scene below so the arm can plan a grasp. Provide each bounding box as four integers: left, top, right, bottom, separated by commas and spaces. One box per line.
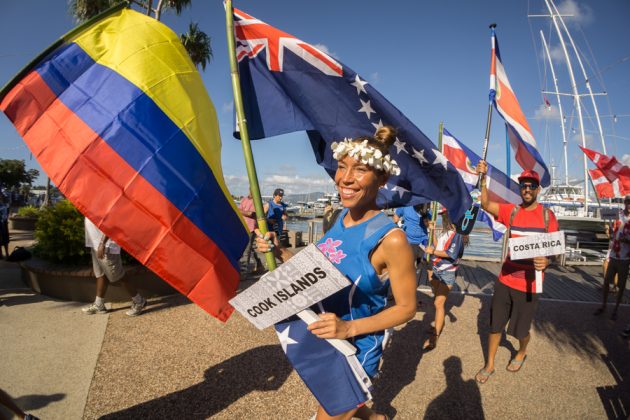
490, 28, 550, 187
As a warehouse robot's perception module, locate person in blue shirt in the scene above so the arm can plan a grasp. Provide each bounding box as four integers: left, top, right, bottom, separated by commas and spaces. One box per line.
256, 126, 417, 420
264, 188, 287, 237
393, 204, 431, 262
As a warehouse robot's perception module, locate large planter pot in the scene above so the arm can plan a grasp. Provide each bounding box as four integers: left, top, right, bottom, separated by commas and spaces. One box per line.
20, 257, 176, 302
9, 216, 38, 231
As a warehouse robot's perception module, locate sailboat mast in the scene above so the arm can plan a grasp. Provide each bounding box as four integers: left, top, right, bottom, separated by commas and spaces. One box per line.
548, 0, 607, 155
540, 30, 569, 186
543, 0, 589, 214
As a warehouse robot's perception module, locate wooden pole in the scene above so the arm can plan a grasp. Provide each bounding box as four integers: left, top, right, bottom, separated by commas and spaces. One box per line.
225, 0, 276, 270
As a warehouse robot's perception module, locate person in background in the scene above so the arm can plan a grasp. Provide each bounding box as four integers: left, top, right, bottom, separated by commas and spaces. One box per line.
423, 208, 466, 351
602, 218, 621, 295
0, 194, 9, 259
81, 217, 147, 316
392, 204, 431, 264
322, 201, 343, 233
238, 189, 264, 274
256, 126, 416, 420
474, 161, 558, 384
594, 195, 630, 320
264, 188, 287, 237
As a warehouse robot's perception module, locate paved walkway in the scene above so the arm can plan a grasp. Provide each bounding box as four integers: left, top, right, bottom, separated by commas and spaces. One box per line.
1, 231, 629, 419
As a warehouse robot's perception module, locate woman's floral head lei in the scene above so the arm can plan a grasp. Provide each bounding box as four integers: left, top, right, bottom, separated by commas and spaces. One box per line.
331, 138, 401, 176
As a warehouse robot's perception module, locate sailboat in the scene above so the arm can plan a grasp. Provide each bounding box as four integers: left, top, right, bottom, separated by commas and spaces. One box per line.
528, 0, 623, 258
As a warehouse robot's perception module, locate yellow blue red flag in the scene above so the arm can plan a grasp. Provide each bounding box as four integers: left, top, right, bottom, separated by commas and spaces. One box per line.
0, 6, 248, 321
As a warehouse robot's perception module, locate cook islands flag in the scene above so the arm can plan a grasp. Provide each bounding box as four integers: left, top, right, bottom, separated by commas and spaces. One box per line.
232, 7, 472, 221
0, 5, 248, 321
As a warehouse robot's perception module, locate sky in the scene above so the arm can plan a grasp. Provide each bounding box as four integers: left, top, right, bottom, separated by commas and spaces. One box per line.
1, 0, 629, 197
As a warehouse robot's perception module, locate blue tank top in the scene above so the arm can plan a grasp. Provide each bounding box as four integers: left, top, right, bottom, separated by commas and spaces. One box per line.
316, 208, 396, 377
267, 200, 285, 235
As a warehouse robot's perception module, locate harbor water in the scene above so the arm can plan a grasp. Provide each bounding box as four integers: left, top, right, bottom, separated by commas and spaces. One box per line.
286, 218, 502, 259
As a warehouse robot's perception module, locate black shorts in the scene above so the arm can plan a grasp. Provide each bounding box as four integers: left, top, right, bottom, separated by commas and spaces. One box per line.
490, 280, 539, 340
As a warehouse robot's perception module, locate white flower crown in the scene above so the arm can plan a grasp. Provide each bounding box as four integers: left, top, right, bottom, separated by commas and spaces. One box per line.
331, 138, 401, 176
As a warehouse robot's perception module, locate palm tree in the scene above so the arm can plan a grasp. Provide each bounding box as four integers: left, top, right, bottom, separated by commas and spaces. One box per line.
180, 22, 212, 70
68, 0, 119, 22
68, 0, 211, 71
155, 0, 192, 21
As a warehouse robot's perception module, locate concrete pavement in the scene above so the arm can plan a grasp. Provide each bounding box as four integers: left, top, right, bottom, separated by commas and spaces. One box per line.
1, 230, 629, 419
0, 232, 109, 419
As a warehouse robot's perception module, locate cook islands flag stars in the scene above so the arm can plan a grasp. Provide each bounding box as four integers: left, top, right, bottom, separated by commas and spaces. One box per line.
432, 149, 449, 169
412, 147, 429, 165
276, 325, 297, 353
233, 6, 471, 219
274, 315, 372, 416
351, 74, 368, 95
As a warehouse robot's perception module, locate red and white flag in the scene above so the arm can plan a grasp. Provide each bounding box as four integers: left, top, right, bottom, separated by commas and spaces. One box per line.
589, 169, 625, 198
580, 146, 630, 194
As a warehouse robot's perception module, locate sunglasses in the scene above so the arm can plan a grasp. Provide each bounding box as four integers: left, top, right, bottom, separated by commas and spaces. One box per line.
519, 182, 539, 191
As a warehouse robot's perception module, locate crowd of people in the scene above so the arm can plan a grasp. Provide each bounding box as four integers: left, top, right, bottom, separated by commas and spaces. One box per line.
2, 127, 628, 418
246, 126, 629, 419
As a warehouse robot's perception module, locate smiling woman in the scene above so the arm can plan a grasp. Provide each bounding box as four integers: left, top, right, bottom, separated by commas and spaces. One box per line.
256, 126, 417, 420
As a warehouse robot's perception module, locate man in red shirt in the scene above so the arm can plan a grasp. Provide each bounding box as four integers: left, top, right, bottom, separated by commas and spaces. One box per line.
474, 162, 558, 384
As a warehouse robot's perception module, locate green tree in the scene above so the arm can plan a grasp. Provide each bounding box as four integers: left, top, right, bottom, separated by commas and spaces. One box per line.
34, 199, 89, 264
68, 0, 212, 69
180, 22, 212, 70
0, 159, 39, 193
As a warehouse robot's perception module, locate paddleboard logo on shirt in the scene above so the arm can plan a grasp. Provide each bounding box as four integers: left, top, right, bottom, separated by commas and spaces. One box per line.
317, 238, 347, 264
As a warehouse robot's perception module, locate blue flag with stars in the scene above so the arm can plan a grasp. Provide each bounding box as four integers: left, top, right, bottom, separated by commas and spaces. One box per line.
233, 7, 472, 220
275, 312, 373, 416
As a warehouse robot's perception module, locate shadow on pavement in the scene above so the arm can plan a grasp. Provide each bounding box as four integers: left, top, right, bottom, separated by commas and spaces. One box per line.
533, 301, 630, 419
424, 356, 484, 420
15, 393, 65, 411
108, 294, 191, 316
99, 345, 292, 419
372, 318, 428, 419
0, 292, 49, 307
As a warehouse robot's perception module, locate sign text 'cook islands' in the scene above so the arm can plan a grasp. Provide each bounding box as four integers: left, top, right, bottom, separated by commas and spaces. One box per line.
229, 244, 349, 330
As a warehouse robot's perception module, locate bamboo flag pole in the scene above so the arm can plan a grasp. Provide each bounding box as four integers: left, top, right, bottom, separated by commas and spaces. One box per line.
426, 121, 443, 262
225, 0, 276, 270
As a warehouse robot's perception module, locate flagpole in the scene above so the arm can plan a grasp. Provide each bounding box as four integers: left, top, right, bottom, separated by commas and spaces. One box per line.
505, 123, 510, 180
477, 25, 496, 188
225, 0, 276, 270
426, 122, 443, 262
457, 23, 496, 235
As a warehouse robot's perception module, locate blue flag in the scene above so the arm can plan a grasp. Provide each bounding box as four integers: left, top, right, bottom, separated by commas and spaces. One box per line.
275, 312, 373, 416
233, 7, 472, 220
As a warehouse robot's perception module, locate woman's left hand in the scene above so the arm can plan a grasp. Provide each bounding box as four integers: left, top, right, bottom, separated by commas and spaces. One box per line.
425, 246, 434, 255
307, 312, 353, 339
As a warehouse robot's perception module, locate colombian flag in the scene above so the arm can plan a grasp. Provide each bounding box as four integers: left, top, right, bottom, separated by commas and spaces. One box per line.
0, 6, 248, 321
